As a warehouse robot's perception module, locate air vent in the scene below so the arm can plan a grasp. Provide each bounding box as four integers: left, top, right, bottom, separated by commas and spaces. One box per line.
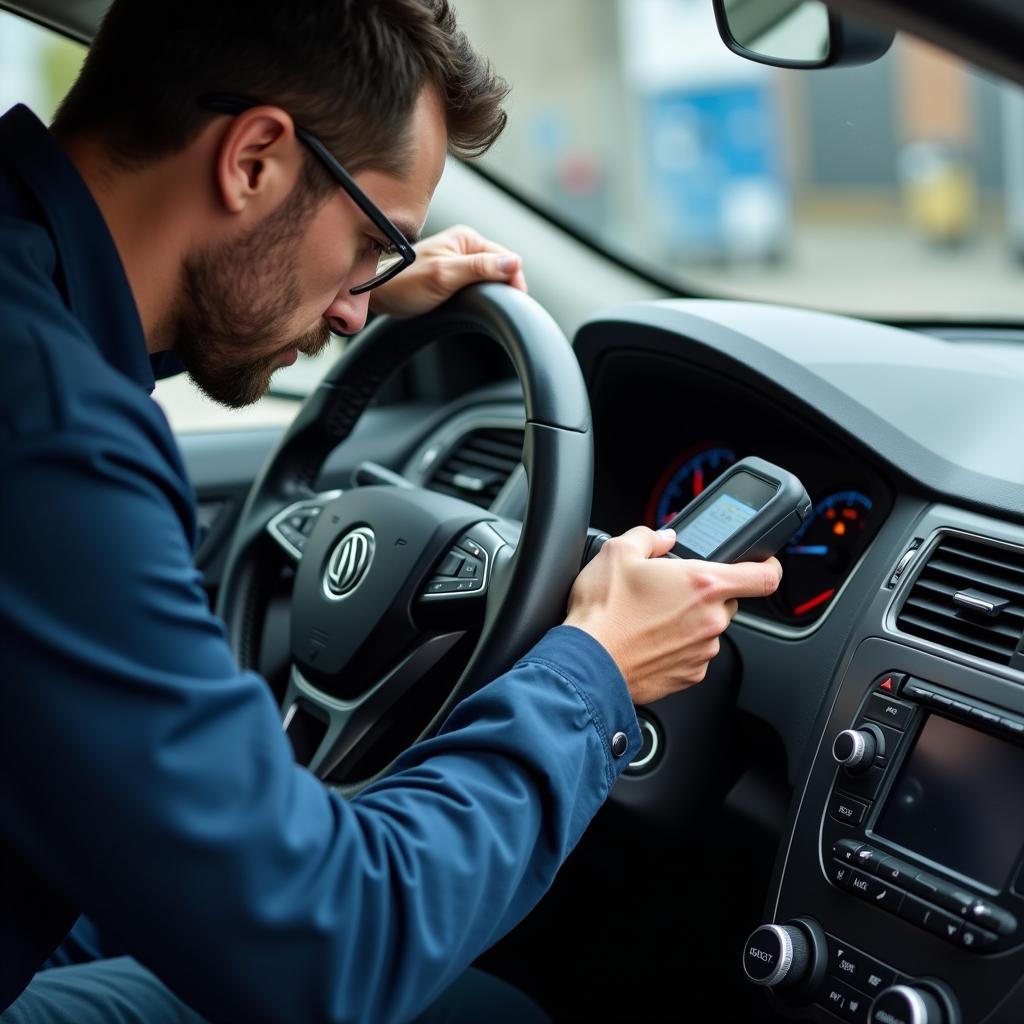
896, 535, 1024, 667
428, 427, 524, 508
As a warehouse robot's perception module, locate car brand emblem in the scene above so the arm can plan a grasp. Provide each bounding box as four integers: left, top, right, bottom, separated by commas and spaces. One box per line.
323, 527, 375, 600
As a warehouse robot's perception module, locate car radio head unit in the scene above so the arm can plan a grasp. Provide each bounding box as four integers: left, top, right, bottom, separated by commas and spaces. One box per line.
821, 673, 1024, 954
873, 713, 1024, 891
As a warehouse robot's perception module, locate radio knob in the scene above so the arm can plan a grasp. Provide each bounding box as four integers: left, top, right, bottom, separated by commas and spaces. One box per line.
833, 727, 877, 773
869, 984, 946, 1024
742, 923, 811, 989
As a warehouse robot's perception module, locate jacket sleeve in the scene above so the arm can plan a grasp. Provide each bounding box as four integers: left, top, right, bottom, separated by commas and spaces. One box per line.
0, 423, 641, 1024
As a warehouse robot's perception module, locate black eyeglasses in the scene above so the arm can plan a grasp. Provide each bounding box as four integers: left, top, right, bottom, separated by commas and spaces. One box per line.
198, 94, 416, 294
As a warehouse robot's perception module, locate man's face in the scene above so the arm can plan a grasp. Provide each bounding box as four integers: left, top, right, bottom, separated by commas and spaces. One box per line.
171, 89, 446, 408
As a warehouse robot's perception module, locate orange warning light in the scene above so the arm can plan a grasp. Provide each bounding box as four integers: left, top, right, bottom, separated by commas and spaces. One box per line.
842, 508, 859, 520
833, 522, 847, 536
826, 509, 836, 520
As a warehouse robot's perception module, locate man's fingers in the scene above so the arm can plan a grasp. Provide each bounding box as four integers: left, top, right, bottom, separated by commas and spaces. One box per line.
606, 525, 675, 560
705, 557, 783, 600
446, 251, 524, 290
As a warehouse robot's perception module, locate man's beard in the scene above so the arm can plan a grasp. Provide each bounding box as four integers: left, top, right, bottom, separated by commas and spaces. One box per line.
169, 185, 333, 408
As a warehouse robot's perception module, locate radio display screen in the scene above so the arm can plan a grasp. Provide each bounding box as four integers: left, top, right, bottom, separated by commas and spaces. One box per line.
873, 714, 1024, 889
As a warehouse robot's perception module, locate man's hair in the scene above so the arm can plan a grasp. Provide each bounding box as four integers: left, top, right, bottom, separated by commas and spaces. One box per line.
52, 0, 508, 184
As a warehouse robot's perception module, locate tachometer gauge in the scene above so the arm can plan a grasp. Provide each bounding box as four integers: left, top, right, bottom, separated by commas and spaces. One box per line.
776, 490, 873, 621
645, 444, 737, 528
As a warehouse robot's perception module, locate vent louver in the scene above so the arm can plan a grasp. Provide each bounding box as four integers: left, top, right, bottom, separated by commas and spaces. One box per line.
896, 535, 1024, 668
428, 427, 524, 508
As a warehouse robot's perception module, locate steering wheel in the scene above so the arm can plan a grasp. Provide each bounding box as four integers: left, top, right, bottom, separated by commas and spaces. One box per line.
216, 283, 594, 790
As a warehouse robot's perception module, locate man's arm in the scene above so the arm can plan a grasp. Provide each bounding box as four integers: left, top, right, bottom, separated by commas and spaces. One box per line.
0, 415, 639, 1024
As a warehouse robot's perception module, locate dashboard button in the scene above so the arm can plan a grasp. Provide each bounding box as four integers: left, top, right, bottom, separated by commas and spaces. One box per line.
959, 923, 999, 951
924, 907, 963, 943
829, 939, 863, 984
931, 884, 974, 917
872, 883, 906, 914
818, 979, 853, 1017
864, 694, 914, 729
1000, 718, 1024, 740
907, 871, 941, 901
853, 846, 881, 872
828, 793, 868, 826
873, 672, 905, 695
829, 860, 855, 888
874, 857, 908, 885
833, 839, 862, 863
968, 900, 1017, 936
847, 868, 880, 900
857, 959, 895, 996
836, 765, 886, 801
969, 707, 1002, 728
902, 680, 934, 701
899, 894, 934, 929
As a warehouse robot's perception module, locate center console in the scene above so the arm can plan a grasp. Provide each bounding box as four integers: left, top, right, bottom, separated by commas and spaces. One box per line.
742, 511, 1024, 1024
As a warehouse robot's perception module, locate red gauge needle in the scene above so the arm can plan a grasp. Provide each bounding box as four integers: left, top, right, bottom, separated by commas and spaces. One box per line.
793, 588, 836, 617
693, 469, 704, 496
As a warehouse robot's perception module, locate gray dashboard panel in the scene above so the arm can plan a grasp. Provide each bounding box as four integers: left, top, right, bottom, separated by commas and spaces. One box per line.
577, 300, 1024, 517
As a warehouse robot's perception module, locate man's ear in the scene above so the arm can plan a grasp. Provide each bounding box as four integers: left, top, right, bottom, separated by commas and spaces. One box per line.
213, 106, 302, 214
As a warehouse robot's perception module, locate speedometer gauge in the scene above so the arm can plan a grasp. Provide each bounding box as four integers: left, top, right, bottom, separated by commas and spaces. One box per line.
775, 490, 873, 621
645, 444, 737, 527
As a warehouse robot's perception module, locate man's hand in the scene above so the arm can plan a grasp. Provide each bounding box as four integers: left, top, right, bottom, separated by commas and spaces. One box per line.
564, 527, 783, 705
368, 224, 527, 319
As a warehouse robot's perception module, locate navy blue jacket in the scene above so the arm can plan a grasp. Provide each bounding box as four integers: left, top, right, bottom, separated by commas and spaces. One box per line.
0, 104, 640, 1023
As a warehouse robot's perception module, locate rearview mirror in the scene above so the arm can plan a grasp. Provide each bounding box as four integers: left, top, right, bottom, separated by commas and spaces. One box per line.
712, 0, 894, 69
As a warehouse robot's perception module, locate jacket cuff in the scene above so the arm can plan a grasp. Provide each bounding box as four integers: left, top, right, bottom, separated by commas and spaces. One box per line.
517, 624, 642, 785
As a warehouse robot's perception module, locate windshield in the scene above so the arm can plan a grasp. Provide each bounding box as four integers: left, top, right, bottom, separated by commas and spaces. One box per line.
457, 0, 1024, 320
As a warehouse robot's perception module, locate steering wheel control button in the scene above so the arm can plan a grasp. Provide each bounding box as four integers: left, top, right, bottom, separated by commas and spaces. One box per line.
458, 537, 485, 559
426, 580, 461, 595
864, 694, 914, 730
742, 923, 812, 990
457, 559, 480, 578
828, 793, 868, 826
437, 552, 465, 577
610, 732, 629, 758
869, 985, 945, 1024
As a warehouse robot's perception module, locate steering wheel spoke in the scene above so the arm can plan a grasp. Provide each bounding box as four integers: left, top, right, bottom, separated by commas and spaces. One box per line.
266, 489, 343, 561
283, 631, 465, 779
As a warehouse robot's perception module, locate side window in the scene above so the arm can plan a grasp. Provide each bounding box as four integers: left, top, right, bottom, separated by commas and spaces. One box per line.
0, 10, 83, 120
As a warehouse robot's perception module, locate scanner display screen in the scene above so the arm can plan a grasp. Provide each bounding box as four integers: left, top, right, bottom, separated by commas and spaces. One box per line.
672, 470, 776, 558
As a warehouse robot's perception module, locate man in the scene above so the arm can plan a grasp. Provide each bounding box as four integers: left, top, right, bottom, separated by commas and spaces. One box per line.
0, 1, 782, 1021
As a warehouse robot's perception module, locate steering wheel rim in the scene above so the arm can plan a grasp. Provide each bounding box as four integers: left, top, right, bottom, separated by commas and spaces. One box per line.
216, 283, 594, 789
